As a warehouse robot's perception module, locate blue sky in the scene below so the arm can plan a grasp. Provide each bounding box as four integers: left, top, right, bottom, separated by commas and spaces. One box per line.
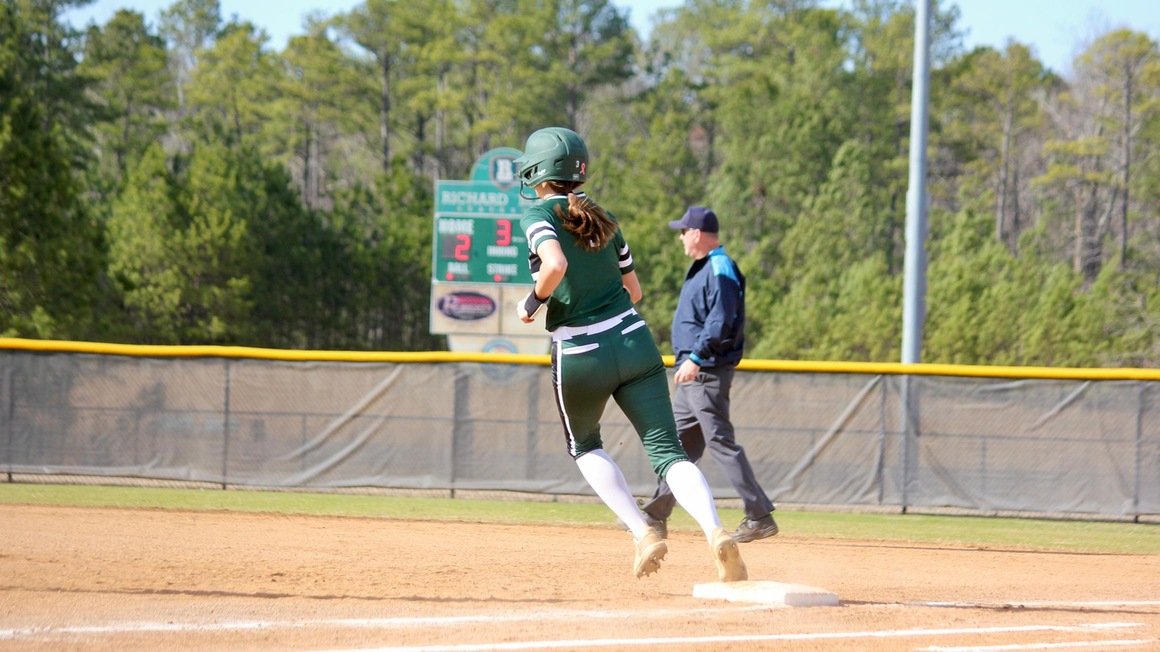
64, 0, 1159, 75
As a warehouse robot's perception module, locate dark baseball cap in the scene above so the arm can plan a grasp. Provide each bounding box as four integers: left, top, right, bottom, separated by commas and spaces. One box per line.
668, 206, 719, 233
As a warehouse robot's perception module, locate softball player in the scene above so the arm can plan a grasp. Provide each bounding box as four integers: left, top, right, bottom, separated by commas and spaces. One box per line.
514, 127, 746, 582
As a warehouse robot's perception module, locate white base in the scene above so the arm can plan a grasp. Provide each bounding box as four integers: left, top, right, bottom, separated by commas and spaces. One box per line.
693, 581, 839, 607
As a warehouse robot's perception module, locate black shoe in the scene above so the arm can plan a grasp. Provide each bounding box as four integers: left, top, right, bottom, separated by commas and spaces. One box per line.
645, 514, 668, 540
733, 514, 778, 543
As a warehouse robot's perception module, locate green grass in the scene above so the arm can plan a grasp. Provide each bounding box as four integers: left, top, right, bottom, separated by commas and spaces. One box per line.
2, 482, 1157, 555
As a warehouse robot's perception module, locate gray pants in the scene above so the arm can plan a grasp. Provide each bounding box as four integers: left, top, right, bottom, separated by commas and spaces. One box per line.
641, 365, 775, 521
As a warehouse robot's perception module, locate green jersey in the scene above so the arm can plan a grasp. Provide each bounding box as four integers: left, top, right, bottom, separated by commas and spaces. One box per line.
520, 193, 636, 332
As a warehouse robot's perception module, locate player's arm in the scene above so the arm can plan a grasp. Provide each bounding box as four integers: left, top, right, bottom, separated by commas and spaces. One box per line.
518, 216, 567, 322
615, 230, 640, 302
533, 239, 567, 300
622, 271, 642, 303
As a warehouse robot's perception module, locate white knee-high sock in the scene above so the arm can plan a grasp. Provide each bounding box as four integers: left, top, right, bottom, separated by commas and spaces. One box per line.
575, 449, 649, 539
664, 460, 723, 539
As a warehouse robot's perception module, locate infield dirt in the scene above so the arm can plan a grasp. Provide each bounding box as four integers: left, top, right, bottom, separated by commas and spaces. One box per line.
2, 504, 1158, 650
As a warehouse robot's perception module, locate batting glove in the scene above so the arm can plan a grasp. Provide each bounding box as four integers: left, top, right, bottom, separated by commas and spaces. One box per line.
518, 290, 548, 322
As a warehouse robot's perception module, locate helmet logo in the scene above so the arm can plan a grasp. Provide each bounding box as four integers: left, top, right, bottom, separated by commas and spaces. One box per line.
579, 162, 586, 174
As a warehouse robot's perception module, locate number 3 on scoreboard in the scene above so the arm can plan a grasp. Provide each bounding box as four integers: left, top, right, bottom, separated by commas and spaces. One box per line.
495, 219, 512, 247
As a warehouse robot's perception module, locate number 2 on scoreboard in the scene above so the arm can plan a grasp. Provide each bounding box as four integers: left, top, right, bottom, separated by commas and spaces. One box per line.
454, 234, 471, 261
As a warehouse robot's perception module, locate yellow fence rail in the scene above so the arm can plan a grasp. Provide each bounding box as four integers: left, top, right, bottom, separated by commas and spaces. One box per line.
4, 337, 1159, 381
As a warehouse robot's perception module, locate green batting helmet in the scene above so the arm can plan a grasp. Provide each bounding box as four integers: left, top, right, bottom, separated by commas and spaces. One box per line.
515, 127, 589, 194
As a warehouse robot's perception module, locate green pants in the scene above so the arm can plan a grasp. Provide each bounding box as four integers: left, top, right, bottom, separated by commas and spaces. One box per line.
550, 309, 688, 477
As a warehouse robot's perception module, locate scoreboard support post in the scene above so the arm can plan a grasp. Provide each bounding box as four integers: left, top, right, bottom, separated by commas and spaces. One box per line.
430, 148, 551, 355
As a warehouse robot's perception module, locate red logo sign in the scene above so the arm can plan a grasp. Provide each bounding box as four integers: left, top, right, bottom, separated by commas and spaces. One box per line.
437, 292, 497, 321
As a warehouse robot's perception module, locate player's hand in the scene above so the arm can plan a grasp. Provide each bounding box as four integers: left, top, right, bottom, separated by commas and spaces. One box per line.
674, 359, 700, 383
517, 290, 548, 323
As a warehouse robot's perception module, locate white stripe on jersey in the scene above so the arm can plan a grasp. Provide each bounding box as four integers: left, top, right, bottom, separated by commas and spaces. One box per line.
525, 222, 556, 251
618, 243, 633, 269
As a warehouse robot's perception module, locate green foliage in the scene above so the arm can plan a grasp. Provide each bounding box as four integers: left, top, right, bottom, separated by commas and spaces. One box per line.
925, 209, 1027, 365
79, 9, 172, 190
943, 42, 1047, 251
708, 4, 858, 252
108, 142, 254, 343
752, 140, 899, 359
325, 162, 441, 350
0, 0, 1156, 366
542, 0, 635, 129
0, 1, 106, 340
273, 31, 372, 207
159, 0, 222, 113
185, 21, 278, 146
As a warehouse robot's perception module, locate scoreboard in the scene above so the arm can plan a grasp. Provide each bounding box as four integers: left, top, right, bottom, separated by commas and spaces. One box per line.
431, 174, 531, 285
434, 215, 530, 284
430, 148, 548, 353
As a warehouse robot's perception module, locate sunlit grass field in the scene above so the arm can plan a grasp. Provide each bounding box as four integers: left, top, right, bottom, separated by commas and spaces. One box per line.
1, 482, 1156, 555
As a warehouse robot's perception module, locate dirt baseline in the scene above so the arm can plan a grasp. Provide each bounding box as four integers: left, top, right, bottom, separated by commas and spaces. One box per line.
2, 504, 1158, 651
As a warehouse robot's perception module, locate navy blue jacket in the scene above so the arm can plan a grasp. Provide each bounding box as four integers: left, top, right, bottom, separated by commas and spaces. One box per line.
671, 246, 745, 368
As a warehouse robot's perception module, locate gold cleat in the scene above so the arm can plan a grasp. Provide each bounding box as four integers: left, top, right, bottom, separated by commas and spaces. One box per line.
711, 527, 747, 582
633, 530, 668, 578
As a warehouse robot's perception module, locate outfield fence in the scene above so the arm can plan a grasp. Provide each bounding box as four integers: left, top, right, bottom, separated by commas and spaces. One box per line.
2, 338, 1158, 521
